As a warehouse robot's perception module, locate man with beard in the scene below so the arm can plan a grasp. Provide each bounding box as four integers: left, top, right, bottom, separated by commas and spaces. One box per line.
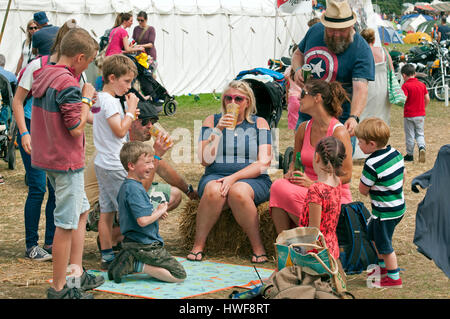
291, 0, 374, 140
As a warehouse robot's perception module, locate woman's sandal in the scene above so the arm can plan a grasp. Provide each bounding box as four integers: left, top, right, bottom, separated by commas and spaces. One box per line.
251, 254, 268, 264
187, 251, 204, 262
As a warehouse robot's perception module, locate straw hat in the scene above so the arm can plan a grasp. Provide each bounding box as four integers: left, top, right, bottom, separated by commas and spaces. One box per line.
320, 0, 357, 29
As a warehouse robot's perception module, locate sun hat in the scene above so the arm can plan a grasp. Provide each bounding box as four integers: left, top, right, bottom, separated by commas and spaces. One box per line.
320, 0, 357, 29
33, 11, 49, 25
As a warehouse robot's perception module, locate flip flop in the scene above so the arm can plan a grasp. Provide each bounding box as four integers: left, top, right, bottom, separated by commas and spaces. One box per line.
251, 254, 268, 264
187, 251, 204, 261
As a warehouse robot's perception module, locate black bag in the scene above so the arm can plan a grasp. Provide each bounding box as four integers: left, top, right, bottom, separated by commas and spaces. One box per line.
336, 202, 378, 274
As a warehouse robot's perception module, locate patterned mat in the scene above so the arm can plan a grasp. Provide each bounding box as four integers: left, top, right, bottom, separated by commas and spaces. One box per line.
88, 257, 274, 299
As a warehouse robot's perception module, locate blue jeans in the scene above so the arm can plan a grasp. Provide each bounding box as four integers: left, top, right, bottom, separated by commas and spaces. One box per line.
17, 118, 56, 249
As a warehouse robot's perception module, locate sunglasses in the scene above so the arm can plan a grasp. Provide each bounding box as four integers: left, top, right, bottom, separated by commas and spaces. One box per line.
224, 94, 247, 104
300, 90, 312, 99
141, 118, 157, 126
137, 19, 145, 22
28, 26, 38, 30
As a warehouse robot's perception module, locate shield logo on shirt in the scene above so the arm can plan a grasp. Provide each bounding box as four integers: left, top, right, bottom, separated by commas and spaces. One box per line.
304, 46, 338, 83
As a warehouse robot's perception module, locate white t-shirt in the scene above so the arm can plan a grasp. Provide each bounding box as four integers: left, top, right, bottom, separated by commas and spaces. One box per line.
93, 91, 129, 170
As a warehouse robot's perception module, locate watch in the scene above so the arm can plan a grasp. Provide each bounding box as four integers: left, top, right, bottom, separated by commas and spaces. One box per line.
349, 115, 360, 123
185, 184, 194, 195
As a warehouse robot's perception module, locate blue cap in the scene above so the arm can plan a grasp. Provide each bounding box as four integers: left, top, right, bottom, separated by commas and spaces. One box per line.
33, 11, 48, 25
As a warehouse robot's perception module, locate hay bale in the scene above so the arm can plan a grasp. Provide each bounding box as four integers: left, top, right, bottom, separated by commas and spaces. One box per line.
179, 200, 277, 257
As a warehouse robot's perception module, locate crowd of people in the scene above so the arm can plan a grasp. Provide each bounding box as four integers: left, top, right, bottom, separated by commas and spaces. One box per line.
0, 0, 437, 299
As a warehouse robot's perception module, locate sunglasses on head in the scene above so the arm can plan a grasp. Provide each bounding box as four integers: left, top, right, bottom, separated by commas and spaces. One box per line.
29, 26, 38, 30
141, 118, 157, 126
223, 94, 247, 104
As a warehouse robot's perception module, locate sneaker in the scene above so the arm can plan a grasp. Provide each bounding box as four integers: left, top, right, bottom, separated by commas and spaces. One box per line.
404, 154, 414, 162
377, 276, 403, 288
47, 285, 94, 299
419, 147, 426, 163
25, 245, 52, 261
79, 270, 105, 291
43, 245, 52, 255
367, 266, 387, 279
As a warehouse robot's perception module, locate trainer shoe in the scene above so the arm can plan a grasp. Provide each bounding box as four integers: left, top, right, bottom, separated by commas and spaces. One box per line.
419, 147, 426, 163
25, 245, 52, 261
47, 285, 94, 299
79, 269, 105, 291
404, 154, 414, 162
367, 266, 387, 279
377, 276, 403, 289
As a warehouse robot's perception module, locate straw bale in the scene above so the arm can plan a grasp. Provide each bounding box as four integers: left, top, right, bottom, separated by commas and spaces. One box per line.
179, 200, 277, 257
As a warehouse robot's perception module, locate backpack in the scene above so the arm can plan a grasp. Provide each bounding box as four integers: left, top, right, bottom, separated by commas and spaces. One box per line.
336, 202, 378, 274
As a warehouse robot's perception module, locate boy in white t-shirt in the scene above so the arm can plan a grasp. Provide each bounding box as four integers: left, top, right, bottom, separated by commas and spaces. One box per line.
93, 54, 139, 269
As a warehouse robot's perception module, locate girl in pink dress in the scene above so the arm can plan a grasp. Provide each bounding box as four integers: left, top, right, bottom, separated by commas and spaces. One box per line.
270, 79, 353, 234
299, 136, 347, 260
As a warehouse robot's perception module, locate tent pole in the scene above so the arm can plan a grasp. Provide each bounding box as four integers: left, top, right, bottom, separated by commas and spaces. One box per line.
274, 6, 278, 58
0, 0, 13, 46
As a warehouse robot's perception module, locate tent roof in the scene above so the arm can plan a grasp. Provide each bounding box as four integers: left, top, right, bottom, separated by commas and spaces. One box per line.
430, 2, 450, 12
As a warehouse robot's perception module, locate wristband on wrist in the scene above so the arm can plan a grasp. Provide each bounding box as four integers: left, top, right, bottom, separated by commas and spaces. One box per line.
81, 97, 93, 108
125, 112, 135, 120
154, 155, 161, 161
20, 131, 30, 138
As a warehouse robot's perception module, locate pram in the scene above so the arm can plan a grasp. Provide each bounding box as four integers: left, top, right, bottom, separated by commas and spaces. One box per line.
124, 54, 177, 116
0, 73, 17, 170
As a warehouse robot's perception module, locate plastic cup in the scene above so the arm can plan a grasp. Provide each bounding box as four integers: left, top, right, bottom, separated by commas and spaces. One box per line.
149, 123, 172, 147
226, 102, 239, 130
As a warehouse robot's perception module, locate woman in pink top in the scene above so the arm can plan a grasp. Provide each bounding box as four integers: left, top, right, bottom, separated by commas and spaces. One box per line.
269, 79, 353, 234
105, 12, 144, 57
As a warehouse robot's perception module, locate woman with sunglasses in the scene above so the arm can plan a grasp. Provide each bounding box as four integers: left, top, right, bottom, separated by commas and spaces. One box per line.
188, 80, 272, 263
15, 20, 38, 75
105, 12, 144, 57
132, 11, 157, 69
269, 79, 353, 234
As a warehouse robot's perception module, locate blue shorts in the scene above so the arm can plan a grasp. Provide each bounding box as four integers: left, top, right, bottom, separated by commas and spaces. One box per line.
46, 169, 90, 230
367, 216, 403, 255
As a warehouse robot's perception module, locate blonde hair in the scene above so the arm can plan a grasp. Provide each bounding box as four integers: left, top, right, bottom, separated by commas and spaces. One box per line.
102, 54, 137, 84
59, 27, 99, 59
355, 117, 390, 147
221, 80, 256, 124
26, 19, 37, 44
120, 141, 154, 171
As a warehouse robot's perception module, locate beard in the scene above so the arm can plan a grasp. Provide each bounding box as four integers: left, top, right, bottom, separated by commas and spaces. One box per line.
324, 28, 355, 54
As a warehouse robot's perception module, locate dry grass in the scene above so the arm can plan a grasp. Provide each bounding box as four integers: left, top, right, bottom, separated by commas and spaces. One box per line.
0, 94, 449, 299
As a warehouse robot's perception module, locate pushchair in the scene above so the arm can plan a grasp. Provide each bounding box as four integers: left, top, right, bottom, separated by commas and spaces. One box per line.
124, 54, 177, 116
0, 73, 17, 170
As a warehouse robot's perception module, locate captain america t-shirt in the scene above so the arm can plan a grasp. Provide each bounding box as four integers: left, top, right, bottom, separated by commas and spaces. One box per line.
298, 23, 375, 123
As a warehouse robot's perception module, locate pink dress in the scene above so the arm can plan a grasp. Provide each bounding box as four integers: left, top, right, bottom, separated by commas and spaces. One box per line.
284, 66, 301, 130
269, 117, 352, 217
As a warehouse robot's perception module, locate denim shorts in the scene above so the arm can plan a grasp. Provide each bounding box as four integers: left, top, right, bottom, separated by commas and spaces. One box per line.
367, 216, 403, 255
46, 169, 90, 230
94, 165, 127, 214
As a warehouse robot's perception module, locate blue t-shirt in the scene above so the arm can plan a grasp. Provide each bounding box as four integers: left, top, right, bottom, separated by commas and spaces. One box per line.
438, 24, 450, 41
298, 23, 375, 122
117, 178, 164, 245
32, 25, 59, 56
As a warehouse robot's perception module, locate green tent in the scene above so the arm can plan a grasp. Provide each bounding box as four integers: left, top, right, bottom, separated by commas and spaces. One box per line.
416, 20, 438, 34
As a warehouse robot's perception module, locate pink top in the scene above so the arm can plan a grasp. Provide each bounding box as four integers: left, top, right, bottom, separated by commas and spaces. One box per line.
284, 66, 302, 98
105, 27, 129, 57
302, 118, 352, 203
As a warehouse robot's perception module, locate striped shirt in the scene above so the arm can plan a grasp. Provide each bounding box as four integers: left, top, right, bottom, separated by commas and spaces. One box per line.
360, 145, 405, 220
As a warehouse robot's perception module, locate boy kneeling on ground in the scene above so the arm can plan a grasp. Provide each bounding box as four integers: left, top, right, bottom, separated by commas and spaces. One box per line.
108, 141, 186, 283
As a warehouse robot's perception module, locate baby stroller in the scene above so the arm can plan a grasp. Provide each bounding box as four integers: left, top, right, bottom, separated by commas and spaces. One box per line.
0, 73, 17, 170
124, 54, 177, 116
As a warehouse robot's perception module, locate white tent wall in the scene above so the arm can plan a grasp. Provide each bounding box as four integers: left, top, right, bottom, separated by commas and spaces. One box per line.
0, 0, 312, 95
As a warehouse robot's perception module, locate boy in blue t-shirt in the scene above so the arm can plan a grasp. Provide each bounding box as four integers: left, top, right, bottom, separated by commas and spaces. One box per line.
110, 141, 186, 283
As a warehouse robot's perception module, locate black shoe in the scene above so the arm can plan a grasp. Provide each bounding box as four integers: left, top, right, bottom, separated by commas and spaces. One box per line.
47, 285, 93, 299
404, 154, 414, 162
79, 269, 105, 291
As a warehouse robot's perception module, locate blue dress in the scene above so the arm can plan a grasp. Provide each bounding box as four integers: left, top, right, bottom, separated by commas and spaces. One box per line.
197, 114, 272, 205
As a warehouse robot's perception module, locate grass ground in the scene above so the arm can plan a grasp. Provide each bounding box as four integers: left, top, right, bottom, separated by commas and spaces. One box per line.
0, 47, 449, 299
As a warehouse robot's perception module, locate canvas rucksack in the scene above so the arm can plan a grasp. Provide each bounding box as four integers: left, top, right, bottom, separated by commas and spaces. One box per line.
336, 202, 378, 274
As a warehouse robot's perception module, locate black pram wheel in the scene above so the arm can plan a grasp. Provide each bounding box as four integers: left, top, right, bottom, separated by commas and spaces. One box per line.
164, 99, 177, 116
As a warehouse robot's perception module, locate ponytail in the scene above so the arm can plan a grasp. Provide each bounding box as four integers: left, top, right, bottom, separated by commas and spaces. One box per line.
304, 79, 349, 118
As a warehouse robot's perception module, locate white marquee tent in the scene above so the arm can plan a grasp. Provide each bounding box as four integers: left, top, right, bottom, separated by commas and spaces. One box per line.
0, 0, 377, 95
